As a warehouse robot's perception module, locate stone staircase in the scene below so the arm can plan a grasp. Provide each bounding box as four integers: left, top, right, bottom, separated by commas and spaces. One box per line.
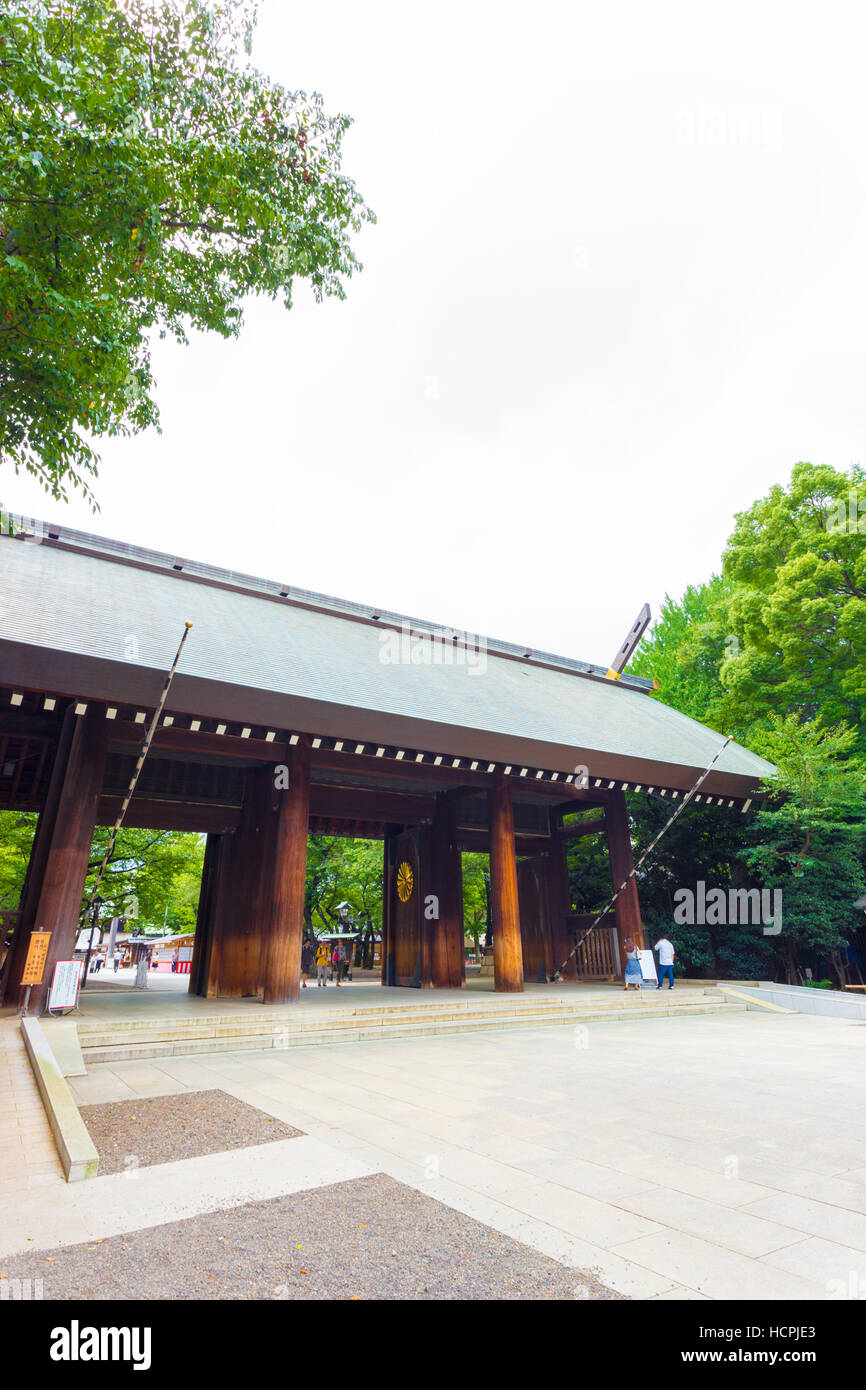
76, 987, 740, 1064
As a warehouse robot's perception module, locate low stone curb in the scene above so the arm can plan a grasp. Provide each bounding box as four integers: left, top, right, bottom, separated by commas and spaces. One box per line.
20, 1017, 99, 1183
716, 986, 794, 1014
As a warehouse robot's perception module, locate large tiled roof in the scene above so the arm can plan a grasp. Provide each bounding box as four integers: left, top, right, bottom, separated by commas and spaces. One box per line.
0, 523, 775, 796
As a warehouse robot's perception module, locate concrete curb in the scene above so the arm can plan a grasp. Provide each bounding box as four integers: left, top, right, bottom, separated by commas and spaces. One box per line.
717, 986, 794, 1014
20, 1017, 99, 1182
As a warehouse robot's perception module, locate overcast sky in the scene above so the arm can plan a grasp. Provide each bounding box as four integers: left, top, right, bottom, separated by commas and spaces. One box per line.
6, 0, 866, 668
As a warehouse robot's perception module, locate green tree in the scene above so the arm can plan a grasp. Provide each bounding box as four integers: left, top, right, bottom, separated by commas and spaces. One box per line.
461, 851, 488, 958
745, 715, 866, 985
304, 834, 381, 933
629, 575, 730, 730
0, 809, 37, 914
0, 813, 206, 939
716, 462, 866, 749
1, 0, 373, 501
627, 797, 775, 979
625, 461, 866, 980
84, 825, 206, 931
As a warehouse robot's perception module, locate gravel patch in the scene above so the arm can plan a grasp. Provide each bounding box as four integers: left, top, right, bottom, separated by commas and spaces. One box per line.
80, 1090, 303, 1173
2, 1173, 622, 1300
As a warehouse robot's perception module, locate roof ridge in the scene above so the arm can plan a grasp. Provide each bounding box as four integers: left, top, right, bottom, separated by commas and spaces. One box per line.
0, 513, 656, 693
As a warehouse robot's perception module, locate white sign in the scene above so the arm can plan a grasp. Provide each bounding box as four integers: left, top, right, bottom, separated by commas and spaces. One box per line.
75, 926, 101, 952
48, 959, 84, 1012
638, 949, 658, 985
178, 947, 193, 962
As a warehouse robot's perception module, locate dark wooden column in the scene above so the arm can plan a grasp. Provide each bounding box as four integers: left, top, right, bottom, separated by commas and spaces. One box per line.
429, 798, 465, 989
201, 767, 274, 998
488, 774, 524, 992
189, 833, 220, 997
517, 856, 553, 983
262, 738, 311, 1004
1, 705, 74, 1004
2, 705, 109, 1012
381, 825, 399, 986
605, 789, 644, 967
545, 827, 577, 980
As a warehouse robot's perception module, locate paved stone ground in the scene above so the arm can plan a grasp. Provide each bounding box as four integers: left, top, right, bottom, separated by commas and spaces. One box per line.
0, 1019, 63, 1186
1, 1172, 618, 1300
80, 1090, 303, 1174
5, 1009, 866, 1300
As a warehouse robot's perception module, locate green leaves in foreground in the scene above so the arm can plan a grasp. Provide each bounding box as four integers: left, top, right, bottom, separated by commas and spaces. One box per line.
0, 0, 374, 502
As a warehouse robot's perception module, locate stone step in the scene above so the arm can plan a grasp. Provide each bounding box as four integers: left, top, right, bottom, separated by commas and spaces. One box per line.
76, 994, 722, 1047
79, 997, 737, 1063
76, 988, 722, 1036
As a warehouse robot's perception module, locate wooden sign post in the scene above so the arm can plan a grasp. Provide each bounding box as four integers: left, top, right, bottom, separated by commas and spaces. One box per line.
19, 931, 52, 1016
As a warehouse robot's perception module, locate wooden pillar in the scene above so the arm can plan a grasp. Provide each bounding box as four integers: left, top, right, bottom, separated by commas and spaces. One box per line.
381, 826, 399, 986
488, 774, 524, 992
1, 705, 74, 1004
261, 738, 311, 1004
2, 705, 109, 1013
545, 827, 577, 980
203, 767, 275, 998
429, 798, 465, 989
189, 833, 220, 997
605, 789, 644, 968
517, 856, 553, 983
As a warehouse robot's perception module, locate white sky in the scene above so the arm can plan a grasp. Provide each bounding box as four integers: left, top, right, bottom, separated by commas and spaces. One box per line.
5, 0, 866, 666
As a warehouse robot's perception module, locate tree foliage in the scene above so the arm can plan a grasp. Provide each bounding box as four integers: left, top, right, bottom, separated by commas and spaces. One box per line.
0, 0, 373, 501
743, 715, 866, 980
627, 461, 866, 981
0, 811, 205, 934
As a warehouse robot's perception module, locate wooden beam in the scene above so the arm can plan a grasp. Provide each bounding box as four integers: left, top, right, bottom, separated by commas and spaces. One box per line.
309, 784, 435, 824
560, 815, 606, 841
311, 748, 584, 800
455, 828, 552, 855
488, 773, 524, 992
96, 796, 240, 835
551, 791, 612, 817
110, 722, 289, 764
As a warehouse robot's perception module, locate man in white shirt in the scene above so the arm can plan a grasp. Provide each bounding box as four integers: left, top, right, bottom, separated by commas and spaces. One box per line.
655, 934, 675, 989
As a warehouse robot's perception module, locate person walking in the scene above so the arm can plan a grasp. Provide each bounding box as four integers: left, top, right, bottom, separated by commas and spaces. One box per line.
315, 939, 330, 986
301, 937, 314, 989
655, 933, 676, 989
622, 935, 643, 991
332, 941, 344, 986
113, 949, 122, 973
171, 948, 179, 974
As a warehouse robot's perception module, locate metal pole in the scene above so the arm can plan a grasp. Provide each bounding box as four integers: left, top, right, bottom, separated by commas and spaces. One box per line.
80, 622, 193, 923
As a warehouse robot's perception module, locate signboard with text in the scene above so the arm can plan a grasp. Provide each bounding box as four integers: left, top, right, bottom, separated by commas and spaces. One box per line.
47, 959, 84, 1013
638, 949, 658, 985
20, 932, 51, 986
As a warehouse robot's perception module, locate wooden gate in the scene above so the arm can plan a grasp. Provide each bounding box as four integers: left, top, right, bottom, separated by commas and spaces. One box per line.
567, 914, 620, 978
